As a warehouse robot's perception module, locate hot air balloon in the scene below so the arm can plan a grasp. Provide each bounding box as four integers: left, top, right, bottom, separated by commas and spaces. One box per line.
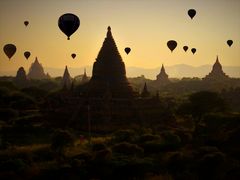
227, 40, 233, 47
24, 21, 29, 27
183, 46, 188, 52
188, 9, 196, 19
71, 53, 76, 59
191, 48, 196, 54
3, 44, 17, 60
58, 13, 80, 40
125, 47, 131, 55
167, 40, 177, 52
24, 51, 31, 59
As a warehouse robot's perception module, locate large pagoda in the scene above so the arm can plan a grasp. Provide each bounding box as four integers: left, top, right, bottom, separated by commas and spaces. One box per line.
28, 57, 48, 79
203, 56, 229, 81
156, 64, 170, 85
88, 26, 133, 98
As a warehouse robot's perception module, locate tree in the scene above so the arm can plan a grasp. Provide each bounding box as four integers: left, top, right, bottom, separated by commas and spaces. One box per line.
51, 130, 74, 157
189, 91, 226, 121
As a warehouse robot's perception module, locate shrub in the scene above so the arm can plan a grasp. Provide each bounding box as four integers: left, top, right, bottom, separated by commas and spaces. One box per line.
0, 108, 18, 122
138, 134, 162, 143
72, 151, 93, 162
33, 146, 55, 162
0, 158, 28, 172
112, 142, 144, 156
111, 157, 153, 179
9, 92, 36, 110
141, 140, 164, 154
92, 143, 107, 152
94, 148, 112, 161
51, 130, 74, 155
112, 129, 136, 143
161, 131, 181, 150
176, 131, 192, 145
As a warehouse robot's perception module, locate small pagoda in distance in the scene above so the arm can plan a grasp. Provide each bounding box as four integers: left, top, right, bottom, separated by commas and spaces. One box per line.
28, 57, 48, 79
62, 66, 72, 89
15, 67, 27, 82
87, 26, 134, 98
203, 56, 229, 81
141, 82, 150, 98
81, 68, 88, 84
156, 64, 170, 85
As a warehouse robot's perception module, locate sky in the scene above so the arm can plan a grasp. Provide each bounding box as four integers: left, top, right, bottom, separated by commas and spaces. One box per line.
0, 0, 240, 75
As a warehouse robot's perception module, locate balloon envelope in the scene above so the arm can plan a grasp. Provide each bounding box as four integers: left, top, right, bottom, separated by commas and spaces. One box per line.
24, 21, 29, 26
3, 44, 17, 59
71, 53, 76, 59
167, 40, 177, 52
183, 46, 188, 52
24, 51, 31, 59
191, 48, 196, 54
227, 40, 233, 47
188, 9, 196, 19
58, 13, 80, 40
124, 47, 131, 55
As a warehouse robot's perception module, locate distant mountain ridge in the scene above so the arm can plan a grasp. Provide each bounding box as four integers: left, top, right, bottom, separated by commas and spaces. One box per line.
1, 64, 239, 79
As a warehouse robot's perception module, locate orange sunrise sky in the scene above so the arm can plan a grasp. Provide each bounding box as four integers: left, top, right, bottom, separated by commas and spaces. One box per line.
0, 0, 240, 75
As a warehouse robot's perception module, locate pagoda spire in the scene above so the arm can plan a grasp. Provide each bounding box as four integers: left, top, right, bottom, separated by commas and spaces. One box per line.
88, 26, 133, 98
161, 64, 166, 73
63, 66, 70, 76
141, 82, 150, 97
156, 64, 170, 85
62, 66, 72, 89
81, 68, 88, 84
203, 56, 229, 81
96, 26, 123, 63
28, 57, 47, 79
34, 57, 39, 63
107, 26, 112, 38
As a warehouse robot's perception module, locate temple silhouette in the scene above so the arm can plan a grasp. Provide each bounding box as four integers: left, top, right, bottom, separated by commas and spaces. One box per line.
141, 82, 150, 97
62, 66, 72, 89
81, 68, 88, 84
15, 67, 27, 82
87, 26, 134, 98
156, 64, 170, 85
28, 57, 49, 79
203, 56, 229, 81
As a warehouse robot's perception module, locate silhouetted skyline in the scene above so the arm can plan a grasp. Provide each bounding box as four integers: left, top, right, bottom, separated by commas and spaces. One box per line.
0, 0, 239, 74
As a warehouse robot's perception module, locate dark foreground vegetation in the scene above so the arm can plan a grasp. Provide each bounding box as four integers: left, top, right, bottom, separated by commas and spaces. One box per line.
0, 77, 240, 180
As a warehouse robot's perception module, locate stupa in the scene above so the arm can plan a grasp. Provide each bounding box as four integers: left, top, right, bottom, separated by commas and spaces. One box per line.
15, 67, 27, 82
203, 56, 229, 81
156, 64, 170, 85
88, 26, 133, 98
81, 68, 88, 84
141, 82, 150, 97
62, 66, 72, 89
28, 57, 48, 79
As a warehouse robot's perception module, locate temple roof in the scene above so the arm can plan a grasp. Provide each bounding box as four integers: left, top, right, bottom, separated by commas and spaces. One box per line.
160, 64, 167, 75
203, 56, 229, 80
156, 64, 170, 84
28, 57, 47, 79
141, 82, 150, 97
63, 66, 71, 78
96, 26, 123, 63
88, 26, 133, 98
212, 56, 222, 72
62, 66, 72, 89
34, 57, 39, 64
